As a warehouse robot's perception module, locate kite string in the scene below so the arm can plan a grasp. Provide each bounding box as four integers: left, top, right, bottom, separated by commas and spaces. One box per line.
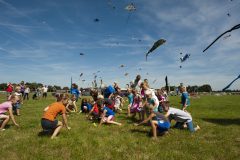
126, 12, 132, 24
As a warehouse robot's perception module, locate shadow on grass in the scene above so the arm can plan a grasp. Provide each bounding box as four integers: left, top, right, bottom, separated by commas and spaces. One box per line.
130, 129, 151, 137
202, 118, 240, 126
37, 130, 53, 137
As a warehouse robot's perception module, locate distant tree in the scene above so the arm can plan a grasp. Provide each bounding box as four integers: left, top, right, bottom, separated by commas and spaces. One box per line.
53, 85, 61, 90
48, 85, 54, 92
0, 83, 7, 90
63, 87, 69, 90
198, 84, 212, 92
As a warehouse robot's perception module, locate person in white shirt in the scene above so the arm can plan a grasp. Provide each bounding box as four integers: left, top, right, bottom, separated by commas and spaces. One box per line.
23, 86, 30, 100
42, 85, 48, 99
162, 101, 200, 132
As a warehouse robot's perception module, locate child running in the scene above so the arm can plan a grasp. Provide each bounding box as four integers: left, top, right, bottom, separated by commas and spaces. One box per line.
0, 94, 19, 131
40, 93, 71, 139
162, 101, 200, 132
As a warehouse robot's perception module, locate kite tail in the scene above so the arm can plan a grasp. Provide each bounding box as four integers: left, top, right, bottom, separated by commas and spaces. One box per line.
222, 76, 239, 91
203, 30, 230, 53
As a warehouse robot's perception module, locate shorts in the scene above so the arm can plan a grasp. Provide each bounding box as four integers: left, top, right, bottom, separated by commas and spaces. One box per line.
13, 103, 21, 110
157, 120, 170, 133
41, 118, 58, 131
0, 114, 9, 119
102, 115, 114, 122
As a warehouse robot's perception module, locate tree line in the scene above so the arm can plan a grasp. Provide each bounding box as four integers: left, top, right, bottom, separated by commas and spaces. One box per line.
0, 82, 69, 92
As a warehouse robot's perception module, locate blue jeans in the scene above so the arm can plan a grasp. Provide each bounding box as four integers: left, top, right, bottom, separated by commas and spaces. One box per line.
174, 121, 195, 132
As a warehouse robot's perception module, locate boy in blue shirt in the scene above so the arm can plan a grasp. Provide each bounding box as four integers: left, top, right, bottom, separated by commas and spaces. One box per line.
99, 100, 122, 126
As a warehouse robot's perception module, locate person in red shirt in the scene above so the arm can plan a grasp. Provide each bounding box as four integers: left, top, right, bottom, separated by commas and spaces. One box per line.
6, 83, 13, 95
41, 93, 71, 139
87, 99, 102, 121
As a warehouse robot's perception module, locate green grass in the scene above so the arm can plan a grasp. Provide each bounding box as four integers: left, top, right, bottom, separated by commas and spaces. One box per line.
0, 94, 239, 160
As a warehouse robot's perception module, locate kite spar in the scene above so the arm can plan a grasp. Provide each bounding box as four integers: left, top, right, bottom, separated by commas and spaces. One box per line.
203, 24, 240, 52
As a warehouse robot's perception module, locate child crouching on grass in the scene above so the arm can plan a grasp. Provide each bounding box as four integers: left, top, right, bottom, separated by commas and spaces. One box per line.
134, 104, 170, 140
99, 100, 122, 126
86, 99, 102, 121
162, 101, 200, 132
0, 94, 19, 131
66, 94, 78, 113
40, 93, 71, 139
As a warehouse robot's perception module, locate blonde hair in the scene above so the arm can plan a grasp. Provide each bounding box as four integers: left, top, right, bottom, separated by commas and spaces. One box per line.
8, 94, 18, 101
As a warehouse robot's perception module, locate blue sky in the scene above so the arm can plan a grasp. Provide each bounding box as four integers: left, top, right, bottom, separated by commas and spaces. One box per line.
0, 0, 239, 90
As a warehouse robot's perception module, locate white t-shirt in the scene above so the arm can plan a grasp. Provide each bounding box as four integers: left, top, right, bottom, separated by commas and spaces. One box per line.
167, 107, 192, 123
42, 87, 48, 93
24, 88, 30, 93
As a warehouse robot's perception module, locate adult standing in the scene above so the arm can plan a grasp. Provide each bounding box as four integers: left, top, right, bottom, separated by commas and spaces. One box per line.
23, 86, 30, 100
42, 85, 48, 99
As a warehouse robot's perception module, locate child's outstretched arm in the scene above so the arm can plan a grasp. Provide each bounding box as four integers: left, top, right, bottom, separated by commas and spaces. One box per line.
62, 113, 71, 130
73, 101, 78, 112
8, 107, 19, 127
99, 110, 106, 126
43, 106, 49, 112
135, 113, 154, 126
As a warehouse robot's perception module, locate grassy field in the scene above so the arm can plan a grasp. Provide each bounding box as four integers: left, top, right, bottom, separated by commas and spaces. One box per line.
0, 93, 239, 160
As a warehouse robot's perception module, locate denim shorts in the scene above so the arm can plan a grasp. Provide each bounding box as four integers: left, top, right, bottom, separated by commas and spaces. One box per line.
41, 118, 58, 130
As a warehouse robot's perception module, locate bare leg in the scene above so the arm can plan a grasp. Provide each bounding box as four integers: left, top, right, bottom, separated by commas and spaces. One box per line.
107, 120, 122, 126
51, 121, 63, 139
151, 120, 158, 139
127, 106, 131, 117
16, 109, 20, 116
0, 115, 10, 130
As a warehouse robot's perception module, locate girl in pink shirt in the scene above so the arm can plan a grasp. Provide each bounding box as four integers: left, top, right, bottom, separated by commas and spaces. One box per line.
0, 94, 19, 131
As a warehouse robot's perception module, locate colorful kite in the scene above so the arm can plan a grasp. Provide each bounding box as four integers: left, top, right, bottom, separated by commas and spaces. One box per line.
179, 53, 190, 68
146, 39, 166, 61
222, 74, 240, 91
125, 3, 136, 11
125, 3, 136, 24
203, 24, 240, 52
180, 54, 190, 62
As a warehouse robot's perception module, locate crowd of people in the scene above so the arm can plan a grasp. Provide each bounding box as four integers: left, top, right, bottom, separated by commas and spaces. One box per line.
0, 76, 200, 140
